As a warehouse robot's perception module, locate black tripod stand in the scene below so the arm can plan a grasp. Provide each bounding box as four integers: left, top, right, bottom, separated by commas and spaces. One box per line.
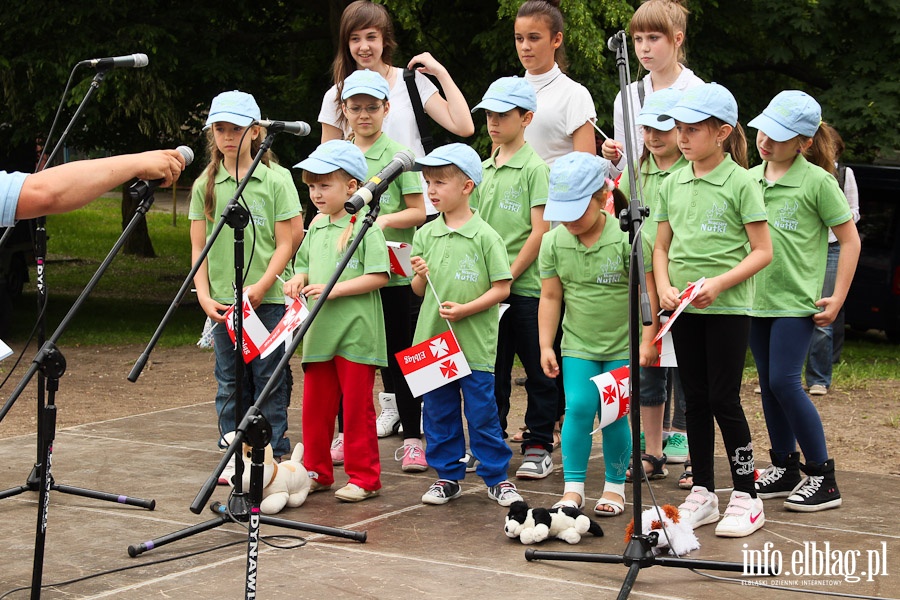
127, 131, 367, 596
0, 65, 158, 599
524, 31, 766, 599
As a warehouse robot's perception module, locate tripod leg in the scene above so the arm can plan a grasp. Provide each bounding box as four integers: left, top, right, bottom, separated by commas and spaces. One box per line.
52, 483, 155, 510
128, 515, 231, 558
259, 515, 367, 542
30, 402, 56, 599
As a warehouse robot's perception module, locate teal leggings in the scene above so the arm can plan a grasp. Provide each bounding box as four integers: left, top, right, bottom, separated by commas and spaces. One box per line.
561, 357, 631, 485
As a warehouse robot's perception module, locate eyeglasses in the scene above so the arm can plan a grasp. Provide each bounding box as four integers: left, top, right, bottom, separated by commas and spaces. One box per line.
344, 103, 384, 115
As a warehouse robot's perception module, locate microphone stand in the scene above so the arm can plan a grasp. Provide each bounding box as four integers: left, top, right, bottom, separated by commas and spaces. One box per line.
523, 32, 764, 598
127, 134, 366, 597
0, 68, 158, 600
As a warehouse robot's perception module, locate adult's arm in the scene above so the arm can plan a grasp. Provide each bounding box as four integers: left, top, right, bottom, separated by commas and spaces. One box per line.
15, 149, 185, 220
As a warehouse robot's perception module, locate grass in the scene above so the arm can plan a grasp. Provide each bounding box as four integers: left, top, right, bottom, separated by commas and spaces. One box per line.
7, 197, 204, 347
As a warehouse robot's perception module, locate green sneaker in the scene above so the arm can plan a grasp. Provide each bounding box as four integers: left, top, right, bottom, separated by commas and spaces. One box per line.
665, 432, 689, 464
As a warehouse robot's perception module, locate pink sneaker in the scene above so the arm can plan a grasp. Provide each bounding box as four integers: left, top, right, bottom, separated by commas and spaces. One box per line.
395, 443, 428, 472
331, 436, 344, 465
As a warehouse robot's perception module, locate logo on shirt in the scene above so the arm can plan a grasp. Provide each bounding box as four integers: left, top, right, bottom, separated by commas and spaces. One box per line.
337, 257, 360, 270
498, 185, 524, 213
773, 199, 800, 231
247, 198, 268, 227
596, 255, 624, 284
379, 191, 393, 207
455, 253, 480, 283
701, 200, 728, 234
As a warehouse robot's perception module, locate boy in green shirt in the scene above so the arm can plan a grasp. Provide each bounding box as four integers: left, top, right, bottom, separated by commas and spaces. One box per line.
470, 76, 557, 480
410, 143, 522, 507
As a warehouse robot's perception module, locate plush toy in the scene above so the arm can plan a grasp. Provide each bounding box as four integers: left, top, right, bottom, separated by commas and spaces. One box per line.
547, 504, 605, 544
223, 432, 311, 515
623, 504, 700, 556
505, 501, 603, 545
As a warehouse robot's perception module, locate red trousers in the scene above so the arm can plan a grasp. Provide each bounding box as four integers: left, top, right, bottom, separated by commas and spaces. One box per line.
302, 357, 381, 491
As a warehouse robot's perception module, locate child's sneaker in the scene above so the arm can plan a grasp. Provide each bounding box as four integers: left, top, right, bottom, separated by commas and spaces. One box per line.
463, 452, 479, 473
664, 433, 689, 464
330, 436, 344, 465
422, 479, 462, 505
395, 442, 428, 472
678, 485, 720, 529
334, 483, 379, 502
755, 450, 801, 499
784, 458, 842, 512
715, 491, 765, 537
375, 392, 401, 437
515, 447, 554, 479
488, 480, 523, 507
308, 478, 332, 493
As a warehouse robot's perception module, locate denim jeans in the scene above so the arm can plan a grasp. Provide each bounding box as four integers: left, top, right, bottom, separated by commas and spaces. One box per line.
213, 303, 291, 456
805, 243, 841, 388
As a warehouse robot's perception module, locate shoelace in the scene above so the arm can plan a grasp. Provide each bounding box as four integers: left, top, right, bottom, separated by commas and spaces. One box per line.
493, 482, 518, 499
394, 445, 424, 461
331, 438, 343, 450
756, 465, 785, 486
427, 480, 455, 496
793, 475, 823, 498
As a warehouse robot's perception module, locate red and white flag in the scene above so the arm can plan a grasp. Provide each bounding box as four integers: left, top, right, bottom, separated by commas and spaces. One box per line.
224, 296, 271, 363
653, 316, 678, 367
395, 330, 472, 397
259, 296, 309, 359
653, 277, 705, 343
387, 241, 412, 277
590, 365, 631, 429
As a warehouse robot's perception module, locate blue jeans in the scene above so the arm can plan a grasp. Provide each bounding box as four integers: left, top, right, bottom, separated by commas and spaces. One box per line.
424, 370, 513, 487
805, 243, 841, 388
751, 317, 828, 463
213, 303, 291, 456
495, 294, 559, 452
639, 366, 686, 431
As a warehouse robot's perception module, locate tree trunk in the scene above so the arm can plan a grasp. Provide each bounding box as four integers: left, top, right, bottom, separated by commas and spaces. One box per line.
121, 178, 156, 257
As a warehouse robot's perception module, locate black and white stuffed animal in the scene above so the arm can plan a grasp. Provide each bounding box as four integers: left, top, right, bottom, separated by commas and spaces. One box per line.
504, 500, 603, 544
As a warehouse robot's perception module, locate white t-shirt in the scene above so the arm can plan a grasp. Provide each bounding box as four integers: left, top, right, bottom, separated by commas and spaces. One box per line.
523, 63, 596, 166
611, 65, 705, 176
829, 164, 860, 243
318, 66, 438, 158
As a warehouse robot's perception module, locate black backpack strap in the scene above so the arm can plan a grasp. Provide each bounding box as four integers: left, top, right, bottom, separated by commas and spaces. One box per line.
637, 79, 646, 108
404, 68, 435, 154
836, 162, 847, 190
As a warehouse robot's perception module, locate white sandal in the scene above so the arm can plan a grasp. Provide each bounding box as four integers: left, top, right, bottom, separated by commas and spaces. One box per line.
551, 497, 584, 510
594, 482, 626, 518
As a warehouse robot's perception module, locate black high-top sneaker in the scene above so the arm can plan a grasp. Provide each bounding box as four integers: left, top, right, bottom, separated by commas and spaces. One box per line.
755, 450, 802, 499
784, 458, 842, 512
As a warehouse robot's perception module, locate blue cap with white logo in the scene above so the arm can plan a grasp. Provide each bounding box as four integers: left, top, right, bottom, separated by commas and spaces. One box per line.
294, 140, 368, 182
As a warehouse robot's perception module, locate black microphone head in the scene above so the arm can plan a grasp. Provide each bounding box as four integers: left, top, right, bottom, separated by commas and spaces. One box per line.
394, 149, 416, 171
176, 145, 195, 166
608, 32, 624, 52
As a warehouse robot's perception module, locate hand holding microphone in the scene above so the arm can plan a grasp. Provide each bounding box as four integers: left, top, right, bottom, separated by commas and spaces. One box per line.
345, 150, 417, 214
129, 146, 194, 201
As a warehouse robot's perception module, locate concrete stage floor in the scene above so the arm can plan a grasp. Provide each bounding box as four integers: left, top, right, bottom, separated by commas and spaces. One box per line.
0, 389, 897, 599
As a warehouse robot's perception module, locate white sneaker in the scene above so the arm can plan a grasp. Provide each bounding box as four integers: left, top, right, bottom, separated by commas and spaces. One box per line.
808, 384, 828, 396
715, 491, 765, 537
678, 485, 719, 529
375, 392, 400, 437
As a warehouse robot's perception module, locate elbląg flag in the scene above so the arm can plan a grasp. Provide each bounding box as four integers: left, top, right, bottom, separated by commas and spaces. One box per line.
590, 365, 631, 429
395, 330, 471, 397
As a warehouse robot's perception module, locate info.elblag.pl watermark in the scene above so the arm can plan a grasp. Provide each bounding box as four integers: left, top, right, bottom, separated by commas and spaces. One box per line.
741, 541, 889, 587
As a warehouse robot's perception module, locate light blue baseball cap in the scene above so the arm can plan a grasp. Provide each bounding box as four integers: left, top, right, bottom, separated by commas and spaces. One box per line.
294, 140, 368, 182
543, 152, 612, 222
472, 76, 537, 113
205, 90, 260, 129
748, 90, 822, 142
341, 69, 390, 100
414, 143, 483, 186
658, 82, 738, 127
637, 88, 683, 132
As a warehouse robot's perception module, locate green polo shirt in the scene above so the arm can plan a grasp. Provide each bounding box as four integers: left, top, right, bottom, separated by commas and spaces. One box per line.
363, 133, 423, 287
619, 155, 690, 249
295, 213, 390, 367
655, 154, 767, 315
539, 211, 650, 361
470, 143, 549, 298
189, 161, 302, 305
749, 155, 852, 317
411, 211, 511, 372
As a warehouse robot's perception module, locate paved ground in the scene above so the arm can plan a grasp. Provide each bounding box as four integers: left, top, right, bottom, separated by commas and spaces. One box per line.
0, 354, 897, 599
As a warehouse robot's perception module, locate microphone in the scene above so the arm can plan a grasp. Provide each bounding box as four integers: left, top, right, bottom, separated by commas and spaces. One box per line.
344, 150, 417, 214
253, 120, 311, 137
79, 53, 149, 69
128, 145, 195, 201
608, 32, 625, 51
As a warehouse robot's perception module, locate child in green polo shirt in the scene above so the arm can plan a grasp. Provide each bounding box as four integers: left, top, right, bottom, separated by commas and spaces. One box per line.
538, 152, 658, 518
469, 76, 558, 480
747, 91, 860, 512
409, 143, 523, 507
331, 69, 429, 473
286, 140, 390, 503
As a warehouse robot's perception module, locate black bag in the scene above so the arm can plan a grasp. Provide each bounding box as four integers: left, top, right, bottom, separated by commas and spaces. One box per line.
403, 68, 435, 154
